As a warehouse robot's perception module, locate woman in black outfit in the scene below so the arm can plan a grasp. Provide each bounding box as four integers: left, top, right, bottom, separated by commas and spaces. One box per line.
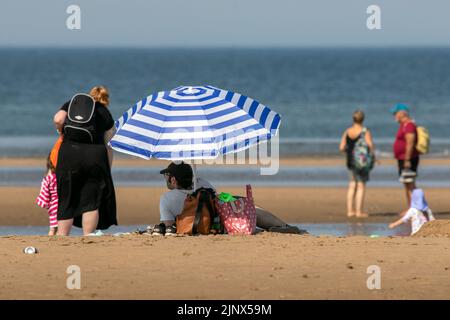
53, 86, 117, 235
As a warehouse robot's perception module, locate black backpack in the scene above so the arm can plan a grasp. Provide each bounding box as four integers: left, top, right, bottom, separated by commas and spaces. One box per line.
64, 93, 97, 143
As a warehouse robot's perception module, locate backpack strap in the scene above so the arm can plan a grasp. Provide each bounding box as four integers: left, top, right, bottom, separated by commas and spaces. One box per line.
192, 190, 215, 234
246, 184, 253, 201
356, 128, 368, 143
203, 195, 216, 229
353, 129, 365, 145
192, 192, 204, 235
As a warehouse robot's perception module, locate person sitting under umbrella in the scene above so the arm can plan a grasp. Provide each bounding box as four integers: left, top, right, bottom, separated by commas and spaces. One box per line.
149, 161, 303, 236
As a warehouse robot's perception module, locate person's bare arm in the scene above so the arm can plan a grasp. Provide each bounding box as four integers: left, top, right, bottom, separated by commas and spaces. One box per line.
53, 110, 67, 134
104, 127, 115, 168
389, 217, 404, 229
339, 131, 347, 152
404, 132, 416, 169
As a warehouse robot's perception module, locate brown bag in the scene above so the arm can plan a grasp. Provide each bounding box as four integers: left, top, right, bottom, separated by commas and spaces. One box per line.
176, 188, 216, 235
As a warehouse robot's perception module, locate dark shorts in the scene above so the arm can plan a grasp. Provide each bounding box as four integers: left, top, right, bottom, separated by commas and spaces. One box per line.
397, 157, 420, 176
348, 169, 369, 183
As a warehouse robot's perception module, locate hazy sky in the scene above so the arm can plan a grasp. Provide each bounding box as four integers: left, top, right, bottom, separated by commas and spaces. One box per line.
1, 0, 449, 47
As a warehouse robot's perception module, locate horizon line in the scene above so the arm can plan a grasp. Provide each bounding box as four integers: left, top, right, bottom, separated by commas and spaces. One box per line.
1, 45, 450, 50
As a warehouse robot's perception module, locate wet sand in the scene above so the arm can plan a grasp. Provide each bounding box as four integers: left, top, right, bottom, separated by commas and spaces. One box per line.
1, 231, 450, 300
2, 186, 450, 226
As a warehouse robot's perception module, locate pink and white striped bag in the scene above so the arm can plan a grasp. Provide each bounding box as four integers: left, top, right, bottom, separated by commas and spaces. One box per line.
215, 185, 257, 235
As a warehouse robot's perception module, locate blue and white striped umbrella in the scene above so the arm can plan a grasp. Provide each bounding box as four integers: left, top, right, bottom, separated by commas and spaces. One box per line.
110, 85, 281, 160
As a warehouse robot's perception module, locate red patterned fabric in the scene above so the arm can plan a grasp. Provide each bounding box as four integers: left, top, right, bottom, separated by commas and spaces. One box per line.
36, 173, 58, 228
215, 185, 257, 235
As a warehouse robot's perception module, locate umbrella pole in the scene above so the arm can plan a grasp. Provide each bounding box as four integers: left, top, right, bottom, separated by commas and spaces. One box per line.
192, 163, 198, 191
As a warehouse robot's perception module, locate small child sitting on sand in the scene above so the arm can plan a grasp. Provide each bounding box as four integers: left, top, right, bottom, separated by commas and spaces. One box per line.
36, 154, 59, 236
389, 189, 435, 235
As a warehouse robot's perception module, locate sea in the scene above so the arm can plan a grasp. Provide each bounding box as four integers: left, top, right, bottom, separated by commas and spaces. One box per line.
0, 47, 449, 158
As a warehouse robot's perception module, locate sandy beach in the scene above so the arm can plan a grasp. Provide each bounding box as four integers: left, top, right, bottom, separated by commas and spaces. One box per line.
2, 156, 450, 226
1, 157, 450, 300
2, 186, 450, 226
1, 223, 450, 300
2, 3, 450, 302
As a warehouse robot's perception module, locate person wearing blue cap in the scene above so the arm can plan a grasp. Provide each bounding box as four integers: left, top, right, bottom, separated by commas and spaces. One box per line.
391, 104, 420, 212
389, 103, 410, 115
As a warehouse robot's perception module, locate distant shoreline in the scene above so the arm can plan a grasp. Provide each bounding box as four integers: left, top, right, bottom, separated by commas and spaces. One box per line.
1, 156, 450, 167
